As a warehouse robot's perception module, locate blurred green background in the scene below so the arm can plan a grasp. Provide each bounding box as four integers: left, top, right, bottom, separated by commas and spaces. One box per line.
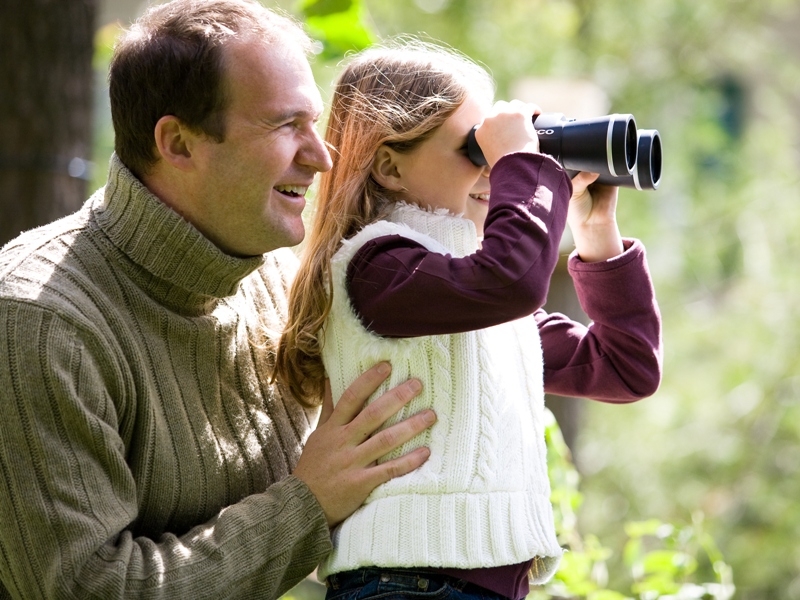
5, 0, 800, 598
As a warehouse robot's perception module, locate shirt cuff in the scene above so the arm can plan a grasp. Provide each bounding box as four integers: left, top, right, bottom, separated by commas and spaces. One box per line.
567, 238, 643, 274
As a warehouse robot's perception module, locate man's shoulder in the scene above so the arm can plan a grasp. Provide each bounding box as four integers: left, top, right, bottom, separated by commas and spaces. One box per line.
0, 197, 109, 322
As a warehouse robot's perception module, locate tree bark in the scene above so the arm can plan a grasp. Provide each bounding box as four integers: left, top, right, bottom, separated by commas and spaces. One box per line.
0, 0, 96, 247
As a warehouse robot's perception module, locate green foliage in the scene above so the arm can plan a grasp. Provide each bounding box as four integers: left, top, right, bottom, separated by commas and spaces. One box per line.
531, 411, 734, 600
296, 0, 375, 59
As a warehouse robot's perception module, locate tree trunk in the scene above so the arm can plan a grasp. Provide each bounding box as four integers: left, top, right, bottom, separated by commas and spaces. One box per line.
0, 0, 96, 247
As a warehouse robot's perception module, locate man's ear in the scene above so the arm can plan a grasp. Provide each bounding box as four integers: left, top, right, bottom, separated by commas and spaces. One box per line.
153, 115, 199, 172
371, 145, 405, 191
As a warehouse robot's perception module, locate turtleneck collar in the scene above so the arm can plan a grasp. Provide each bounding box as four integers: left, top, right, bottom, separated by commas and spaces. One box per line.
92, 154, 265, 315
387, 202, 480, 258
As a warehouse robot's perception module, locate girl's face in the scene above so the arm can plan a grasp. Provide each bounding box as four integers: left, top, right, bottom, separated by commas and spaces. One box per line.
391, 93, 492, 236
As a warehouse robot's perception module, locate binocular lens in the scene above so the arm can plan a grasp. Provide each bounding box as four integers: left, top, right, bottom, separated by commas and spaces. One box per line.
466, 112, 661, 191
596, 129, 662, 190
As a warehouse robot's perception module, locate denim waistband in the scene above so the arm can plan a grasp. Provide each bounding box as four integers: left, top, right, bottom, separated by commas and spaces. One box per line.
327, 567, 471, 593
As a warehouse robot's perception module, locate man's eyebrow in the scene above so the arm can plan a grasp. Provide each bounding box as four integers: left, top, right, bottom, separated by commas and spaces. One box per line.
264, 107, 323, 125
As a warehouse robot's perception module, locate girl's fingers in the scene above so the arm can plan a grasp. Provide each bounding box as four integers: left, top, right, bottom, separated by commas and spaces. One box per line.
363, 447, 432, 489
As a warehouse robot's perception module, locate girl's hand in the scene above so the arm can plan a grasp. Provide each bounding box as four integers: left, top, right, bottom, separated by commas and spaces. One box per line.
568, 171, 625, 263
474, 100, 541, 167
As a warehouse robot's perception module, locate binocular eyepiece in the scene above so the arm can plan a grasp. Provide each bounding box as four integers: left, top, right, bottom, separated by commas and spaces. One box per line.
466, 113, 662, 191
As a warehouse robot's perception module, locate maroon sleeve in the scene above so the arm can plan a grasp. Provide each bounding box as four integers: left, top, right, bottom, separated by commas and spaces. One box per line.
537, 238, 663, 402
347, 152, 572, 337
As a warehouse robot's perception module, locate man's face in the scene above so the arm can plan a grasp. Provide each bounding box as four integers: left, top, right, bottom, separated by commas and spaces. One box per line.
189, 38, 332, 256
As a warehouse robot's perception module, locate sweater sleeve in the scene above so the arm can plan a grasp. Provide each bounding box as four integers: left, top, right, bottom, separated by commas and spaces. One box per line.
0, 300, 331, 599
537, 239, 663, 402
347, 152, 572, 336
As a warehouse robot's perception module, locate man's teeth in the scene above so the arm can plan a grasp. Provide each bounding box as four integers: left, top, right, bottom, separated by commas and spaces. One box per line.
275, 185, 308, 196
470, 193, 490, 201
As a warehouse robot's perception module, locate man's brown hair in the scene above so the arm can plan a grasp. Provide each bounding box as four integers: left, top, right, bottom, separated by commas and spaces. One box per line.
109, 0, 312, 178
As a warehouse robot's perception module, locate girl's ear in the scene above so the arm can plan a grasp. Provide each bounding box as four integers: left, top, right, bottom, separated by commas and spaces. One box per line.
371, 145, 405, 191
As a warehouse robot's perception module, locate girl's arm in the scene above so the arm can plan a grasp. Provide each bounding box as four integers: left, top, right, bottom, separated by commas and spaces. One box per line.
538, 238, 662, 402
347, 152, 572, 337
537, 173, 661, 401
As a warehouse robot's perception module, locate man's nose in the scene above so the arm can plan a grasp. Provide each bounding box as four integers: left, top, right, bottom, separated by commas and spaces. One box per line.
299, 128, 333, 173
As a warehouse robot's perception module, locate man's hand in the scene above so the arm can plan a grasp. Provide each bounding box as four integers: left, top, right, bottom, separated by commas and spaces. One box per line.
293, 362, 435, 527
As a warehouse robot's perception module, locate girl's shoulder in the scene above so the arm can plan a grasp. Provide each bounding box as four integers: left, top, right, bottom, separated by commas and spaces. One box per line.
333, 219, 448, 266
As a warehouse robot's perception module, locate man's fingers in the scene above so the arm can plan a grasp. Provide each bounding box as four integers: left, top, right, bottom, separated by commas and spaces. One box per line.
318, 380, 334, 427
348, 378, 423, 441
360, 409, 436, 460
366, 447, 432, 488
328, 362, 392, 426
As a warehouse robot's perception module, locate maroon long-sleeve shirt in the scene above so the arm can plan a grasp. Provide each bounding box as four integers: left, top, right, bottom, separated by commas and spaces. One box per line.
344, 153, 662, 599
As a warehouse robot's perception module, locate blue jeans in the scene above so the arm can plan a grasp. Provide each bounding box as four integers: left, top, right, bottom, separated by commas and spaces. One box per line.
325, 567, 512, 600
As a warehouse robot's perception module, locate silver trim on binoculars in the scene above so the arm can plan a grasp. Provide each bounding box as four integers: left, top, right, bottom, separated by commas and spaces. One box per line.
606, 116, 631, 177
596, 130, 662, 190
466, 112, 661, 190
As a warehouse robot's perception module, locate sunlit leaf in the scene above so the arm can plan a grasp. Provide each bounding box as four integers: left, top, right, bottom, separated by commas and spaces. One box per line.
640, 550, 697, 576
632, 572, 681, 595
624, 519, 664, 539
587, 591, 634, 600
302, 0, 373, 59
299, 0, 353, 18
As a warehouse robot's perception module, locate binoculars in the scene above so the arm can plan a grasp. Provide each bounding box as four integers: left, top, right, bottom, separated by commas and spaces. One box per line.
466, 113, 662, 191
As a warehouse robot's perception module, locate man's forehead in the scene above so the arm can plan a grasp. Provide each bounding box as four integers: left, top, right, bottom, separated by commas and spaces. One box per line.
223, 38, 322, 114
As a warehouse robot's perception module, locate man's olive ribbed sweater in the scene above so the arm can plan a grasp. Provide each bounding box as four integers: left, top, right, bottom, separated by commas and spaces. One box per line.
0, 155, 332, 599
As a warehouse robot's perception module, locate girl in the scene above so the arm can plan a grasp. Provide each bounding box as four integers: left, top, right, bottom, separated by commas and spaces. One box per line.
275, 41, 662, 600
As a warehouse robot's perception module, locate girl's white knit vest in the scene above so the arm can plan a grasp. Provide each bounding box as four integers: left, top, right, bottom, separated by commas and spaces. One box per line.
317, 203, 562, 583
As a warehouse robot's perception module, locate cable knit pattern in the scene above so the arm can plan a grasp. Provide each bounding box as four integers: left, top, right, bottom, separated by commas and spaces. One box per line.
317, 203, 562, 582
0, 155, 331, 599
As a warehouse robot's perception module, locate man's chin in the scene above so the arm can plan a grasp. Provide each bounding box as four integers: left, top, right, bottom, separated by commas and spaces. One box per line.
267, 223, 306, 252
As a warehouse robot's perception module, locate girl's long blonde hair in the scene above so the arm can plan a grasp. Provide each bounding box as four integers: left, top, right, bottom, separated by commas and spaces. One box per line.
274, 40, 494, 407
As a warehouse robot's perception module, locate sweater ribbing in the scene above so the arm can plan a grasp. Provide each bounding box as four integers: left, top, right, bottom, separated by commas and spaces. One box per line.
0, 155, 330, 599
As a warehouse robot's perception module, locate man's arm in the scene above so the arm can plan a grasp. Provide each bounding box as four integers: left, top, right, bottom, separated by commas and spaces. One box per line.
0, 302, 427, 598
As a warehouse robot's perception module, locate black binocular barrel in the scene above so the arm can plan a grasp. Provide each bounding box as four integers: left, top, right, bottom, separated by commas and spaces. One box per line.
534, 112, 637, 178
466, 112, 661, 190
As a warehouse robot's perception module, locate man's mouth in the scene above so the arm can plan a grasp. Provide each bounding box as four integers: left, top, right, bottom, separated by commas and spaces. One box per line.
274, 184, 308, 198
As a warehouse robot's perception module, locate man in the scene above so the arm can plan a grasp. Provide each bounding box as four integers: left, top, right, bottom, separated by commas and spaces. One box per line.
0, 1, 434, 597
